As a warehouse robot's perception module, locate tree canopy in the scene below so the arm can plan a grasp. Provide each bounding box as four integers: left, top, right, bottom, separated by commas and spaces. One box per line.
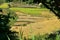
41, 0, 60, 18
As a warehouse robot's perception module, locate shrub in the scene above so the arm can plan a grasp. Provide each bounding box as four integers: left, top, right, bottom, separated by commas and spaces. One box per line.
0, 8, 18, 40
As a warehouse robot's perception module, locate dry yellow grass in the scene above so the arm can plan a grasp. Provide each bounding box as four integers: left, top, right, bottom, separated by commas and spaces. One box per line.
11, 19, 60, 38
21, 19, 60, 36
11, 11, 60, 38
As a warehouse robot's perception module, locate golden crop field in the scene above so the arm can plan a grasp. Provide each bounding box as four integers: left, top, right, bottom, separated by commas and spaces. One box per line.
10, 8, 60, 38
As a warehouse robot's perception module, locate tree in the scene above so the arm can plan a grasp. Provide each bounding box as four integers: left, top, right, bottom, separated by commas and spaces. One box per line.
0, 0, 6, 4
33, 0, 41, 4
6, 0, 13, 2
40, 0, 60, 18
28, 0, 34, 4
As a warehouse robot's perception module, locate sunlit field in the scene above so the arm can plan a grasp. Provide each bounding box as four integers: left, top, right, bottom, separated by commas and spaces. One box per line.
0, 3, 60, 40
11, 7, 60, 39
0, 3, 9, 8
10, 8, 49, 16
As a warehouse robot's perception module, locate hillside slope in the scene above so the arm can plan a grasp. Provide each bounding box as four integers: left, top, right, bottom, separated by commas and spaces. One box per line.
11, 11, 60, 38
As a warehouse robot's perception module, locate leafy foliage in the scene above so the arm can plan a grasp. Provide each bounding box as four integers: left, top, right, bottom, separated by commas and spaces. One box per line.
41, 0, 60, 18
0, 0, 5, 4
0, 8, 18, 40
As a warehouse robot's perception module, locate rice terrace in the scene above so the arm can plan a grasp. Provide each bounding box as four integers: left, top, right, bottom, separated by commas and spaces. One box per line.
0, 0, 60, 40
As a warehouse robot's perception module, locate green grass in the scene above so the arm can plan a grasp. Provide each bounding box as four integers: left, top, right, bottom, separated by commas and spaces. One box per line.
10, 8, 49, 16
0, 3, 9, 8
0, 3, 49, 16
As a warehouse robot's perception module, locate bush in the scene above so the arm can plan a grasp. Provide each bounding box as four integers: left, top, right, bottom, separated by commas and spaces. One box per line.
0, 8, 18, 40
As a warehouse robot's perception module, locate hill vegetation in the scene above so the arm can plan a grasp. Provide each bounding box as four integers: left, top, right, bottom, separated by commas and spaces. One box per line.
0, 0, 60, 40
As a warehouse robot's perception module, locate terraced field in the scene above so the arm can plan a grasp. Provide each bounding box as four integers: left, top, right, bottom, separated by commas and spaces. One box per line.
10, 10, 60, 38
0, 2, 60, 40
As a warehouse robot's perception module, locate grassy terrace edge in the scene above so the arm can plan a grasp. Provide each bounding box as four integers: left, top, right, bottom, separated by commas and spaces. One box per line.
10, 8, 49, 16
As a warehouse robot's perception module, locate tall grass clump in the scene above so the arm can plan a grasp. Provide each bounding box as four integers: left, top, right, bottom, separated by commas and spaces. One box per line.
19, 26, 23, 40
20, 30, 60, 40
